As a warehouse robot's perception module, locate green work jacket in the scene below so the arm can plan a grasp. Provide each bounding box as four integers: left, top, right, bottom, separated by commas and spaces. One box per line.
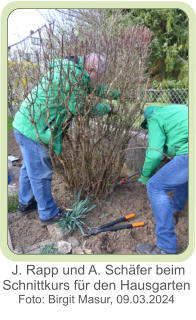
13, 56, 119, 154
141, 104, 188, 184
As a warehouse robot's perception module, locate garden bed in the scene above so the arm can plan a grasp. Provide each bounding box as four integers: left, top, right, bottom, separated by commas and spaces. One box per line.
8, 130, 188, 255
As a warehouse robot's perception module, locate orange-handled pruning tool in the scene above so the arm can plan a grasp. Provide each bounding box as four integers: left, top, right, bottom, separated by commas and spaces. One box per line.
115, 171, 141, 188
83, 213, 144, 237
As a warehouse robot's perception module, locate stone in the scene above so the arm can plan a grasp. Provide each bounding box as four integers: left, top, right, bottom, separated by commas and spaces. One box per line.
67, 236, 80, 248
57, 241, 72, 254
8, 228, 14, 252
113, 249, 134, 255
72, 247, 84, 254
83, 248, 93, 254
24, 240, 72, 255
47, 224, 70, 241
13, 247, 24, 254
23, 240, 55, 254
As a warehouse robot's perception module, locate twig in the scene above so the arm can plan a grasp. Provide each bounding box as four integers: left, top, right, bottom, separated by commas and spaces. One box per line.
123, 146, 172, 160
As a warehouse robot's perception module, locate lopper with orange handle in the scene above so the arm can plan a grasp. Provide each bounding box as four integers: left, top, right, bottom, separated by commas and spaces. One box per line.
83, 213, 144, 237
115, 171, 141, 188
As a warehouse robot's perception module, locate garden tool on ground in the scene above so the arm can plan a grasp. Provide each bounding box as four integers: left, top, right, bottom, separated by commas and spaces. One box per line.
114, 170, 141, 188
83, 213, 144, 237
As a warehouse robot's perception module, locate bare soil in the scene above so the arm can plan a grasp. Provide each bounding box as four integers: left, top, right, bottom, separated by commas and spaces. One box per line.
8, 130, 188, 254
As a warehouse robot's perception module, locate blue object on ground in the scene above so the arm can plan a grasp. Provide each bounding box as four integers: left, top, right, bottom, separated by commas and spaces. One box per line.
8, 172, 11, 184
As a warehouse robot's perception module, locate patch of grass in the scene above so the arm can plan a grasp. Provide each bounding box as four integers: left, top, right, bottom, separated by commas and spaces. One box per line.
39, 243, 59, 255
58, 190, 96, 235
8, 193, 18, 213
8, 115, 13, 131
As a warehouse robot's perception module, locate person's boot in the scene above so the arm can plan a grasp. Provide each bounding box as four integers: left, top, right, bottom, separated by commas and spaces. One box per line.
39, 208, 70, 227
17, 199, 37, 216
136, 243, 167, 254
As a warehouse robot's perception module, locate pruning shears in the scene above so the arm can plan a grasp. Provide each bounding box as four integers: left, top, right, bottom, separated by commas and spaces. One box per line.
83, 213, 144, 237
114, 170, 141, 188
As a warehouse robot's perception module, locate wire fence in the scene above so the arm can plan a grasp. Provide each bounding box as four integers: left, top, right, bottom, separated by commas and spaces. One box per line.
143, 88, 188, 105
8, 88, 189, 117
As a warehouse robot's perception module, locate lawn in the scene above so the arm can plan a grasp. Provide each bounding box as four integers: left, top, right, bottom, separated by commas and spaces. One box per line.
8, 115, 13, 131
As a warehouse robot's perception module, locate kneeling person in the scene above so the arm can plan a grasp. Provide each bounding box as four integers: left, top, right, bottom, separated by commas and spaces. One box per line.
136, 104, 188, 254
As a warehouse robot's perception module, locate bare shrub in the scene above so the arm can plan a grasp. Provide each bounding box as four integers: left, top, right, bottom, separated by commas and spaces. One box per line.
52, 26, 152, 197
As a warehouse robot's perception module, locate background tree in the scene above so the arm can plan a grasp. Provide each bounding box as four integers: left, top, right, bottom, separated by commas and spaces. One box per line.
113, 9, 188, 86
43, 8, 188, 87
8, 58, 39, 116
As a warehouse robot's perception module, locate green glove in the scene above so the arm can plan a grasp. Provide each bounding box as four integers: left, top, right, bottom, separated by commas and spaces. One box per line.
140, 175, 150, 185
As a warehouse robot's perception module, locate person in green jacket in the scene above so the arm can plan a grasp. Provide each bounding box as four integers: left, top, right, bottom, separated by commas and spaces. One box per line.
136, 104, 188, 254
13, 53, 119, 226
